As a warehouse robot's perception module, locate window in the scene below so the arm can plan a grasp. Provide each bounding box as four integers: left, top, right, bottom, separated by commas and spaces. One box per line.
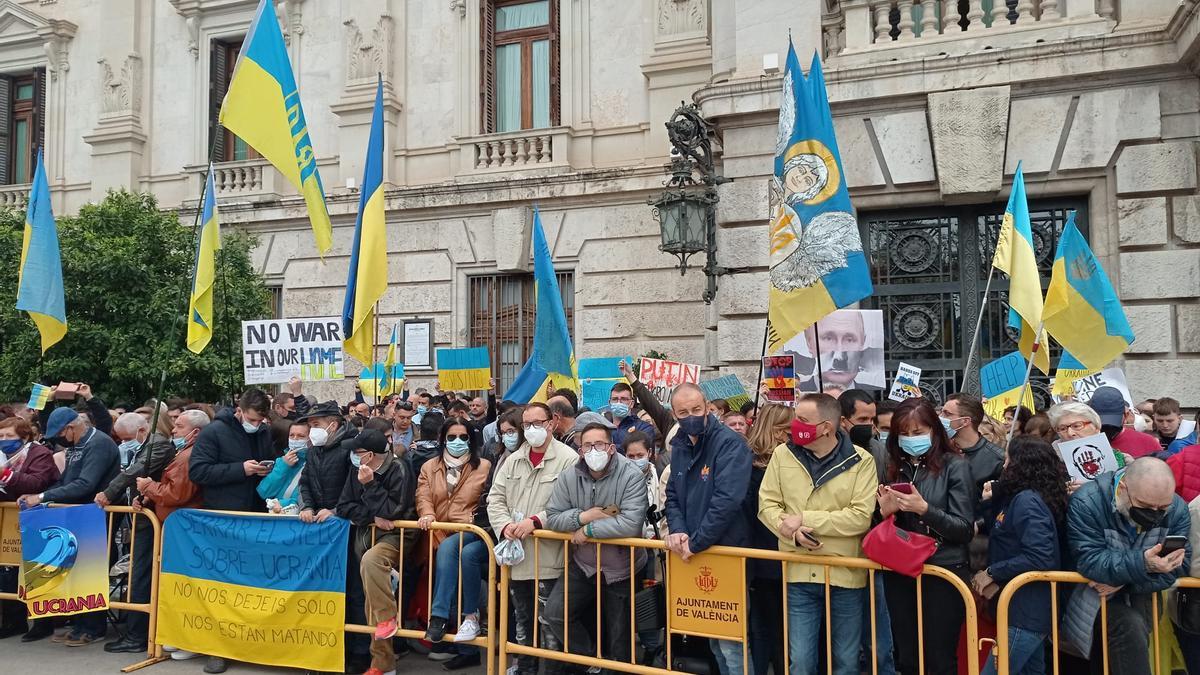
859, 198, 1088, 408
469, 271, 574, 394
209, 37, 260, 163
0, 69, 45, 185
481, 0, 559, 134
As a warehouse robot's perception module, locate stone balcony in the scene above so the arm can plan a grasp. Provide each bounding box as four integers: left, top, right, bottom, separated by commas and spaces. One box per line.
453, 126, 572, 177
185, 159, 283, 203
0, 183, 29, 210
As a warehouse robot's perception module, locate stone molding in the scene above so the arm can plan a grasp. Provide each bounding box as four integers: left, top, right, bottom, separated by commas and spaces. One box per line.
98, 53, 142, 118
344, 13, 394, 84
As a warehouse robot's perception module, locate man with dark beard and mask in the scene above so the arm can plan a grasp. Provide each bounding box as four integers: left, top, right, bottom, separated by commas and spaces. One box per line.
940, 393, 1005, 502
838, 389, 887, 483
1067, 457, 1190, 675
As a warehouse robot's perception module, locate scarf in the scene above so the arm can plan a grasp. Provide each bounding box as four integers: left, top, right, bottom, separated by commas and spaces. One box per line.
443, 451, 469, 491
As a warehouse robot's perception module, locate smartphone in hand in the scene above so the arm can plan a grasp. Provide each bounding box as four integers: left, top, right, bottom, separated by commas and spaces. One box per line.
1160, 535, 1187, 556
889, 482, 914, 494
259, 460, 276, 471
797, 530, 822, 547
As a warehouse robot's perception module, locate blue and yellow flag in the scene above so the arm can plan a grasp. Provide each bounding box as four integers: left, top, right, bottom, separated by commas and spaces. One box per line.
19, 504, 108, 618
156, 509, 350, 672
16, 150, 66, 354
26, 383, 52, 410
993, 163, 1049, 374
506, 208, 577, 403
1052, 350, 1096, 397
437, 347, 491, 391
219, 0, 332, 255
381, 323, 399, 395
341, 77, 388, 366
767, 41, 872, 354
187, 168, 222, 354
1043, 212, 1133, 371
359, 361, 404, 400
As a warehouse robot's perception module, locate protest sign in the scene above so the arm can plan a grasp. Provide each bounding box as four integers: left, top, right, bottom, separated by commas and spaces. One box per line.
667, 550, 747, 640
981, 351, 1035, 420
700, 375, 751, 411
157, 510, 351, 673
243, 317, 343, 385
640, 357, 700, 406
19, 504, 108, 618
1072, 367, 1132, 406
888, 362, 922, 402
579, 357, 631, 412
437, 347, 491, 390
0, 506, 19, 566
763, 355, 796, 404
1056, 433, 1120, 482
781, 308, 886, 393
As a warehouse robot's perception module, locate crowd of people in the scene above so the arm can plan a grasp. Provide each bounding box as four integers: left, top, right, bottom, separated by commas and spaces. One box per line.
0, 370, 1196, 675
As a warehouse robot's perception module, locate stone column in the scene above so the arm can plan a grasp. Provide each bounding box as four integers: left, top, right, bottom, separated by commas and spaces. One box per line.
82, 0, 150, 193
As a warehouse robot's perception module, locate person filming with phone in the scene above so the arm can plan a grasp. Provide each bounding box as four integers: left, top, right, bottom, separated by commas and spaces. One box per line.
757, 393, 877, 675
189, 388, 275, 514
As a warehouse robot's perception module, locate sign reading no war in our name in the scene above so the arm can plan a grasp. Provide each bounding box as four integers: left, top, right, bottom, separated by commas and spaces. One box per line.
156, 510, 350, 673
242, 317, 344, 385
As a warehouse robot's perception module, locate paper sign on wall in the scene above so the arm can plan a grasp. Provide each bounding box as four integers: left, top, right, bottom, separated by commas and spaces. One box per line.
579, 357, 631, 412
980, 351, 1035, 420
1056, 433, 1120, 482
888, 362, 923, 402
242, 317, 344, 385
640, 358, 700, 406
700, 375, 751, 411
763, 355, 796, 405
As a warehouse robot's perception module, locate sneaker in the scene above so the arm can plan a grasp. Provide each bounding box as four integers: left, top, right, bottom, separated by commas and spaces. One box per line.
50, 630, 77, 644
373, 618, 398, 641
161, 645, 179, 653
170, 649, 202, 660
424, 616, 448, 643
452, 616, 480, 642
203, 656, 229, 674
428, 650, 456, 662
64, 632, 104, 647
443, 652, 482, 671
364, 669, 396, 675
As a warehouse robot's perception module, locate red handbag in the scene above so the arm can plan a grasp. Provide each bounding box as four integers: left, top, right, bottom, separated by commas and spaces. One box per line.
861, 515, 938, 578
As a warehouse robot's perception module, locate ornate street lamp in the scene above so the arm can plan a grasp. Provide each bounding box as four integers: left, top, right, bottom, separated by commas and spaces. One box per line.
649, 103, 741, 304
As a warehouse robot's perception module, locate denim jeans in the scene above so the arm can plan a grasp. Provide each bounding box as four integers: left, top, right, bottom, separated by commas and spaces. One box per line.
710, 638, 748, 675
430, 532, 488, 619
510, 578, 563, 675
788, 582, 862, 675
860, 572, 896, 675
982, 626, 1046, 675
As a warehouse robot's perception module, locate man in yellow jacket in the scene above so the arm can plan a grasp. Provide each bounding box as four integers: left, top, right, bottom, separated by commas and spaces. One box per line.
758, 392, 877, 675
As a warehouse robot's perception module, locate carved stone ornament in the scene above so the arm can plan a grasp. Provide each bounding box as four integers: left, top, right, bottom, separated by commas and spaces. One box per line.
655, 0, 707, 40
344, 13, 394, 82
98, 54, 142, 116
449, 0, 466, 18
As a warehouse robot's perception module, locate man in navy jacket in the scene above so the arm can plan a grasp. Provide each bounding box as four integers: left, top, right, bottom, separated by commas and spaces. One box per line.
189, 388, 274, 513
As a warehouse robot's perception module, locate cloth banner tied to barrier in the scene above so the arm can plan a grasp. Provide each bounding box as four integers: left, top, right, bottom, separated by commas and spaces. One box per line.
18, 503, 109, 618
156, 510, 350, 672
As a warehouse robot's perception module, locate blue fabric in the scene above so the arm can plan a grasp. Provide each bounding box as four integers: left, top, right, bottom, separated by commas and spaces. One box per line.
859, 572, 895, 675
431, 532, 488, 618
788, 583, 861, 675
255, 453, 306, 507
987, 490, 1061, 633
710, 638, 747, 675
607, 413, 657, 450
981, 626, 1046, 675
1164, 430, 1196, 458
664, 414, 752, 552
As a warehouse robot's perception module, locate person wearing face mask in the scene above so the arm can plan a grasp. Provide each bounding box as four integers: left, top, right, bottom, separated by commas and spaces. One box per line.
417, 419, 493, 666
662, 383, 752, 675
188, 388, 274, 514
876, 397, 973, 675
490, 408, 526, 472
543, 423, 649, 669
0, 416, 59, 639
1086, 387, 1161, 459
605, 382, 658, 450
1066, 457, 1190, 675
758, 393, 878, 675
296, 401, 357, 525
838, 389, 888, 484
256, 419, 310, 514
940, 394, 1005, 502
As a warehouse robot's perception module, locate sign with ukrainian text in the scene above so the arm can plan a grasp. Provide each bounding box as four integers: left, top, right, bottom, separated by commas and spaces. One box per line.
18, 504, 108, 618
667, 551, 746, 640
156, 510, 350, 672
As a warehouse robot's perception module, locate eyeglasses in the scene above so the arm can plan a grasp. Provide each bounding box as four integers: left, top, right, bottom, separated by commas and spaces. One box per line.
446, 433, 470, 442
610, 397, 633, 404
524, 421, 548, 430
582, 442, 613, 452
1055, 420, 1095, 434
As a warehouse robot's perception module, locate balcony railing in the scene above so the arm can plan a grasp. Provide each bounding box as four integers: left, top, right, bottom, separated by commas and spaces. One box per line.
188, 159, 281, 201
0, 183, 29, 209
455, 126, 571, 176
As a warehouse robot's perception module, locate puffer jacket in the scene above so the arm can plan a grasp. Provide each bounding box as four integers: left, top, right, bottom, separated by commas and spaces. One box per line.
889, 452, 975, 568
102, 432, 176, 504
337, 451, 415, 557
486, 438, 577, 581
545, 453, 648, 582
416, 453, 492, 549
300, 422, 356, 513
664, 414, 752, 553
189, 408, 273, 512
1167, 444, 1200, 502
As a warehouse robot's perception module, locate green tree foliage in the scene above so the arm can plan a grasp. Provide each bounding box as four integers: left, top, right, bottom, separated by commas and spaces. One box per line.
0, 190, 271, 404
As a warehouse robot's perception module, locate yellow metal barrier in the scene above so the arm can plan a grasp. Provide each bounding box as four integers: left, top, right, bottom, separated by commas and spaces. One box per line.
0, 501, 165, 672
993, 571, 1200, 675
498, 529, 981, 675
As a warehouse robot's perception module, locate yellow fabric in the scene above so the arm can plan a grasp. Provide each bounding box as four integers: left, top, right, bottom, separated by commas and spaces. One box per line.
767, 282, 838, 355
439, 367, 491, 391
1043, 257, 1129, 371
342, 187, 387, 365
993, 211, 1049, 374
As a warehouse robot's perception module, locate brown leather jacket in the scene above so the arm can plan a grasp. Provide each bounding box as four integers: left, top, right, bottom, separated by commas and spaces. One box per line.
138, 447, 202, 522
416, 454, 492, 549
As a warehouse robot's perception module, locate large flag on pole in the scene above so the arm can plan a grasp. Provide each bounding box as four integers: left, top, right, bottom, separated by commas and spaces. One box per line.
16, 149, 66, 354
505, 208, 578, 404
766, 40, 872, 354
992, 163, 1049, 374
342, 77, 388, 366
187, 168, 222, 354
1043, 212, 1133, 371
219, 0, 332, 255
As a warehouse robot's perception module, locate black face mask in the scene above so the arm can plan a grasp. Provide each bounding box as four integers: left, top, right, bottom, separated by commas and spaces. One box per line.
1100, 424, 1122, 442
1128, 506, 1167, 530
848, 424, 874, 448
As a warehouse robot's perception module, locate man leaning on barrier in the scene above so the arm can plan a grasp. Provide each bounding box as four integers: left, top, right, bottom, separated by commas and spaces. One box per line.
1067, 456, 1191, 675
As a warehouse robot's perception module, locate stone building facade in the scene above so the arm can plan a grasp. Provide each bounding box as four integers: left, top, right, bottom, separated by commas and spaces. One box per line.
1, 0, 1197, 406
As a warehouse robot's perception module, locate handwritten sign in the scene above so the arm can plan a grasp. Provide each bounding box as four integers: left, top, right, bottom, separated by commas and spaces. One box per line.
667, 551, 746, 640
1072, 367, 1132, 407
700, 375, 751, 411
1056, 433, 1120, 482
888, 362, 922, 402
981, 352, 1035, 420
640, 358, 700, 406
579, 357, 631, 412
763, 355, 796, 405
242, 317, 343, 385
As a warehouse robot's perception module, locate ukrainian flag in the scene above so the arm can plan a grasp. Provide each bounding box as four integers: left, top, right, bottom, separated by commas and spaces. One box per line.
341, 77, 388, 367
186, 168, 221, 354
16, 149, 66, 354
219, 0, 332, 255
505, 208, 577, 404
992, 163, 1049, 374
1052, 350, 1095, 397
437, 347, 491, 391
381, 323, 400, 396
767, 40, 872, 354
1043, 212, 1133, 371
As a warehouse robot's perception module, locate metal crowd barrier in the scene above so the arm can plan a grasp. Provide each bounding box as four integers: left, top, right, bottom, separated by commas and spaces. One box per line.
498, 529, 981, 675
0, 501, 165, 672
993, 570, 1200, 675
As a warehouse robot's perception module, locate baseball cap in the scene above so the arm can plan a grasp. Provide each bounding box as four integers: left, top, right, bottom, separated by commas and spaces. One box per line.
296, 400, 343, 423
44, 406, 81, 439
1087, 387, 1127, 427
573, 411, 617, 434
347, 429, 388, 454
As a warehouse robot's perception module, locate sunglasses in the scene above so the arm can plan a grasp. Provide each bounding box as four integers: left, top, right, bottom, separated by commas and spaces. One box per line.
446, 433, 470, 442
394, 401, 413, 410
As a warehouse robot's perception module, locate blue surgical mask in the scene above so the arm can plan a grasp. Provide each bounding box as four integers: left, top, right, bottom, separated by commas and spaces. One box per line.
610, 403, 631, 419
119, 439, 140, 455
288, 439, 308, 453
417, 406, 429, 415
878, 431, 890, 443
446, 438, 470, 457
677, 415, 707, 437
0, 439, 23, 456
898, 434, 932, 457
940, 416, 958, 439
632, 457, 650, 472
172, 437, 187, 451
502, 432, 519, 451
350, 453, 363, 468
242, 420, 261, 434
413, 412, 424, 426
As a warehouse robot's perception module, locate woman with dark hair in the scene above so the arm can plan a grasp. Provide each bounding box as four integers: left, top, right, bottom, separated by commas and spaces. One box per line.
878, 397, 974, 675
418, 417, 493, 659
1003, 405, 1034, 438
493, 407, 525, 471
974, 436, 1067, 675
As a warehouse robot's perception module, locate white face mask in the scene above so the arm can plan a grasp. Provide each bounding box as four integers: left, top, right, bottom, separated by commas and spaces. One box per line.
524, 425, 548, 448
1133, 413, 1151, 433
584, 448, 611, 473
308, 425, 330, 447
241, 420, 260, 434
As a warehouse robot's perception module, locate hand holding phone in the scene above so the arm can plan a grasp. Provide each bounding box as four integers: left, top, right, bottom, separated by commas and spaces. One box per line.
889, 482, 914, 494
259, 460, 276, 472
1160, 535, 1187, 556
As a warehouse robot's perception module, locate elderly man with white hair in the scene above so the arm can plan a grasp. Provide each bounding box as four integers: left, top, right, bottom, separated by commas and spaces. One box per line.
1067, 457, 1191, 675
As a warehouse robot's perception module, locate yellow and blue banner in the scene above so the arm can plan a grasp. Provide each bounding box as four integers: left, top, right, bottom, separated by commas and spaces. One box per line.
219, 0, 332, 255
359, 361, 404, 399
506, 208, 578, 403
992, 163, 1049, 374
579, 357, 631, 412
980, 351, 1036, 420
342, 77, 388, 366
187, 167, 222, 354
381, 322, 400, 394
437, 347, 491, 391
26, 383, 52, 411
1051, 350, 1096, 397
767, 40, 872, 354
16, 149, 66, 354
1043, 212, 1133, 371
156, 509, 350, 672
19, 504, 108, 618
